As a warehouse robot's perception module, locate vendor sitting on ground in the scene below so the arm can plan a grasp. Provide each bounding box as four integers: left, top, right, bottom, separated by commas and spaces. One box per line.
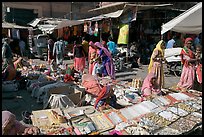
2, 110, 40, 135
94, 85, 117, 111
2, 64, 17, 81
81, 74, 117, 111
64, 64, 80, 83
141, 72, 162, 99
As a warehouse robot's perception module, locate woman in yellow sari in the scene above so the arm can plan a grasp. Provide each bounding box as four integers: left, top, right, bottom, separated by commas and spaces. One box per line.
148, 40, 166, 90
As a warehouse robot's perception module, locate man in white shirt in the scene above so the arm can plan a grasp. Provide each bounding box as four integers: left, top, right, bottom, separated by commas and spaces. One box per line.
166, 36, 176, 49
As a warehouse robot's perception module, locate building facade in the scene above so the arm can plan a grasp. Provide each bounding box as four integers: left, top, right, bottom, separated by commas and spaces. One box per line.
2, 2, 100, 25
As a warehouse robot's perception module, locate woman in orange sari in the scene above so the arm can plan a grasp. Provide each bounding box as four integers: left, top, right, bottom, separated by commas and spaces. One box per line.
88, 41, 98, 74
177, 37, 196, 91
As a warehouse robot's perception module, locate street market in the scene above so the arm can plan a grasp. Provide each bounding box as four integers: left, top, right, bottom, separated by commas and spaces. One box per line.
2, 2, 202, 135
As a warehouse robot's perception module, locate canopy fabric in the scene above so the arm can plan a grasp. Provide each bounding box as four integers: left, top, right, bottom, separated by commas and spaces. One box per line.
161, 2, 202, 34
37, 24, 57, 34
28, 18, 41, 27
55, 20, 84, 29
79, 9, 124, 22
2, 22, 31, 29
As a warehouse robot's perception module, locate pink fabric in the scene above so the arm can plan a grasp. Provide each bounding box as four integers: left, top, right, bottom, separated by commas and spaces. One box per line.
196, 64, 202, 84
2, 111, 26, 135
177, 64, 195, 89
74, 57, 85, 72
81, 74, 102, 96
141, 73, 156, 92
141, 73, 160, 96
88, 41, 97, 74
184, 37, 193, 44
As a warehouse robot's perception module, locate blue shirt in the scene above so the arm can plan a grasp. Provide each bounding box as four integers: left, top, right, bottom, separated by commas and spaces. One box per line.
107, 41, 117, 55
166, 39, 175, 49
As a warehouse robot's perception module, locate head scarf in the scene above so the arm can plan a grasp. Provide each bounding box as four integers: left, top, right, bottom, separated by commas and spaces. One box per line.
94, 42, 112, 59
94, 42, 115, 79
148, 40, 165, 73
2, 111, 18, 135
89, 41, 94, 46
184, 37, 193, 44
141, 73, 157, 92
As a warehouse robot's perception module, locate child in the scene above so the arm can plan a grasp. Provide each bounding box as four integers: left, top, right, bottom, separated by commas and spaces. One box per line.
92, 57, 104, 77
194, 45, 202, 91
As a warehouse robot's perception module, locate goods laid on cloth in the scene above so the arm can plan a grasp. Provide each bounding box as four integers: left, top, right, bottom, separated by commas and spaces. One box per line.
31, 108, 74, 135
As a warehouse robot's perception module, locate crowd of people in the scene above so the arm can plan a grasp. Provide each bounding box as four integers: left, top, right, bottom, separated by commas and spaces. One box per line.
2, 32, 202, 134
141, 35, 202, 99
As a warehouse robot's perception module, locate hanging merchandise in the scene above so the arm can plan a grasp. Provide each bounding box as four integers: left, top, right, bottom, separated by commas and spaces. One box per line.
58, 28, 64, 38
109, 18, 114, 39
102, 19, 110, 33
63, 27, 70, 41
12, 28, 20, 39
88, 21, 94, 35
73, 26, 78, 36
84, 22, 88, 33
94, 21, 98, 37
117, 24, 129, 45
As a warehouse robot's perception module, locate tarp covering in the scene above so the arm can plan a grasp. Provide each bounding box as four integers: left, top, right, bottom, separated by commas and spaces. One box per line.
55, 20, 84, 29
161, 2, 202, 34
2, 22, 31, 29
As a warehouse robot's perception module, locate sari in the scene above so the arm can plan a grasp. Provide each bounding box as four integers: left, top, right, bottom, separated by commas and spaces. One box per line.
177, 38, 195, 90
2, 111, 26, 135
141, 73, 161, 97
88, 41, 98, 74
148, 40, 165, 89
94, 42, 115, 79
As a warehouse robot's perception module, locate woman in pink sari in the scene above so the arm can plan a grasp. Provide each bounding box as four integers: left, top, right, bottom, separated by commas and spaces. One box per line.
88, 41, 98, 74
141, 72, 161, 99
177, 37, 196, 91
2, 111, 40, 135
94, 42, 115, 79
73, 40, 86, 73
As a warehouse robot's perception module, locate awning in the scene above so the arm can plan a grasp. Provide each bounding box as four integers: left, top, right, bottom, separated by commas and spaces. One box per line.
37, 24, 57, 34
161, 2, 202, 34
88, 3, 173, 14
88, 2, 128, 13
2, 22, 31, 29
28, 18, 41, 27
79, 9, 125, 22
54, 20, 84, 29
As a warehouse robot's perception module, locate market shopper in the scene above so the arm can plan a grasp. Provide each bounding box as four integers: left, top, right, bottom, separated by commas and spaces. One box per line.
141, 72, 161, 99
107, 36, 117, 56
47, 38, 55, 64
2, 38, 14, 71
73, 40, 86, 73
53, 37, 65, 66
2, 110, 40, 135
176, 38, 196, 91
94, 42, 115, 79
148, 40, 166, 89
88, 41, 98, 74
92, 57, 104, 77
